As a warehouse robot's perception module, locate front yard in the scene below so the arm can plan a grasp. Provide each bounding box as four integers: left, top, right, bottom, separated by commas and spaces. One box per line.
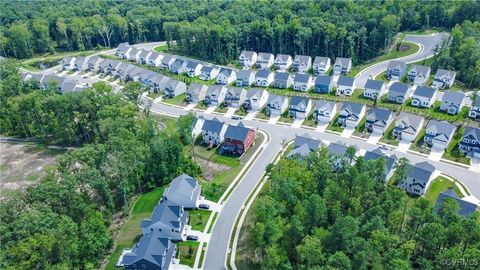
442, 127, 471, 165
188, 209, 211, 231
326, 113, 344, 133
177, 241, 200, 267
409, 129, 431, 155
163, 93, 187, 106
379, 122, 400, 146
424, 176, 463, 207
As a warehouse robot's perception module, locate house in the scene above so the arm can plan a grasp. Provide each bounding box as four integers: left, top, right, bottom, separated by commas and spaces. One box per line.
170, 59, 186, 74
468, 94, 480, 120
336, 76, 356, 96
122, 235, 176, 270
115, 62, 134, 79
287, 134, 322, 159
424, 120, 456, 150
61, 56, 75, 70
434, 188, 478, 217
411, 86, 436, 108
363, 79, 386, 100
60, 81, 80, 93
205, 85, 227, 105
293, 55, 312, 73
289, 96, 312, 119
224, 87, 247, 107
293, 73, 313, 92
140, 201, 187, 242
393, 112, 425, 142
98, 59, 121, 75
266, 94, 289, 117
314, 75, 333, 94
125, 66, 144, 82
86, 56, 103, 71
216, 68, 237, 85
201, 117, 227, 146
313, 57, 331, 75
327, 142, 357, 171
363, 148, 397, 182
139, 70, 158, 86
147, 51, 163, 66
185, 61, 203, 77
432, 69, 456, 89
138, 50, 151, 64
160, 55, 175, 70
239, 50, 257, 68
459, 127, 480, 159
40, 75, 67, 90
365, 108, 393, 135
274, 54, 293, 70
440, 91, 465, 115
272, 72, 293, 89
314, 100, 337, 123
338, 102, 366, 128
200, 66, 220, 81
254, 69, 274, 87
73, 56, 89, 71
192, 117, 205, 138
162, 173, 201, 209
333, 57, 352, 75
151, 75, 170, 93
236, 70, 255, 87
400, 161, 435, 196
128, 48, 141, 62
256, 52, 274, 69
244, 88, 269, 111
386, 61, 407, 80
222, 122, 256, 155
164, 79, 187, 98
387, 82, 411, 104
408, 65, 431, 85
186, 83, 208, 103
116, 42, 131, 59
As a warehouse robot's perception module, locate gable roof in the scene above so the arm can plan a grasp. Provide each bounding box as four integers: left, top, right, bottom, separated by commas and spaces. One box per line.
337, 76, 355, 86
290, 96, 309, 107
387, 60, 407, 70
224, 122, 251, 142
335, 57, 352, 66
293, 134, 321, 150
313, 56, 330, 66
365, 79, 384, 90
163, 173, 199, 207
117, 42, 130, 52
122, 234, 174, 268
408, 161, 435, 182
364, 148, 397, 175
414, 86, 436, 98
237, 70, 254, 79
268, 94, 287, 104
186, 61, 201, 70
294, 55, 311, 63
257, 52, 274, 61
246, 88, 265, 99
368, 108, 392, 123
256, 69, 272, 78
138, 50, 150, 59
463, 127, 480, 141
435, 68, 456, 79
294, 73, 312, 83
148, 51, 162, 60
240, 50, 256, 59
410, 64, 430, 75
274, 71, 291, 81
315, 75, 332, 85
188, 83, 206, 93
426, 120, 456, 136
389, 82, 409, 95
434, 188, 478, 217
206, 85, 225, 96
315, 100, 336, 112
396, 112, 424, 129
201, 117, 224, 133
287, 144, 313, 159
341, 101, 364, 115
275, 54, 291, 62
219, 68, 235, 77
441, 91, 465, 105
327, 142, 350, 156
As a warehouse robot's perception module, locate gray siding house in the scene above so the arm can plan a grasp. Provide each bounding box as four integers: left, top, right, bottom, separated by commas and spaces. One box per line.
293, 55, 312, 73
272, 72, 293, 89
424, 120, 456, 150
289, 96, 312, 119
400, 161, 435, 196
186, 83, 208, 103
224, 87, 247, 108
387, 82, 410, 104
236, 70, 255, 87
365, 108, 393, 135
439, 91, 465, 115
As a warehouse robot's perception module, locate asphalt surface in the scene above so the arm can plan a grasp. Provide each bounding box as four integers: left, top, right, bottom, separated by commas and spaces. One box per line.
355, 33, 450, 88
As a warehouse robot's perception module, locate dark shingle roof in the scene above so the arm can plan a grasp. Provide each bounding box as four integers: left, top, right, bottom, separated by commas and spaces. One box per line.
201, 117, 224, 133
364, 148, 397, 176
408, 161, 435, 182
274, 71, 291, 81
434, 188, 478, 217
315, 75, 332, 85
365, 79, 384, 90
387, 60, 406, 70
442, 91, 465, 105
389, 82, 409, 94
337, 76, 355, 86
290, 96, 309, 107
293, 134, 321, 150
294, 73, 311, 84
341, 101, 364, 115
256, 69, 272, 78
368, 108, 392, 123
224, 122, 251, 142
414, 86, 436, 98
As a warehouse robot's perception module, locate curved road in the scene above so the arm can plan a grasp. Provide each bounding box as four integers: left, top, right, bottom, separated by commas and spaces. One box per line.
355, 33, 449, 88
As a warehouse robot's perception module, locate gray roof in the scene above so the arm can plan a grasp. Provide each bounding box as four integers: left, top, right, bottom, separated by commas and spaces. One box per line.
161, 55, 175, 65
224, 122, 251, 142
207, 85, 225, 95
410, 64, 431, 75
163, 173, 200, 207
257, 52, 273, 61
240, 50, 256, 59
171, 59, 184, 69
61, 81, 78, 93
122, 234, 174, 268
87, 55, 102, 65
186, 61, 202, 69
315, 100, 336, 112
201, 117, 224, 133
74, 56, 88, 66
201, 65, 218, 73
148, 51, 162, 60
237, 70, 254, 79
337, 76, 355, 86
227, 86, 245, 96
274, 71, 291, 81
293, 134, 321, 150
188, 83, 206, 93
442, 91, 465, 105
435, 69, 456, 78
368, 108, 392, 125
365, 79, 384, 90
246, 88, 265, 99
268, 94, 287, 104
315, 75, 332, 85
219, 68, 235, 77
434, 188, 478, 217
463, 127, 480, 141
389, 82, 409, 95
335, 57, 352, 66
396, 112, 424, 130
256, 69, 271, 79
117, 42, 130, 52
427, 120, 456, 137
387, 60, 407, 70
408, 161, 435, 182
294, 55, 311, 63
294, 73, 311, 84
166, 79, 185, 90
290, 96, 309, 107
364, 148, 397, 176
414, 86, 436, 98
287, 144, 313, 159
341, 101, 364, 115
473, 94, 480, 107
314, 56, 330, 65
129, 47, 140, 56
275, 54, 291, 62
138, 50, 150, 59
42, 75, 66, 87
327, 142, 349, 156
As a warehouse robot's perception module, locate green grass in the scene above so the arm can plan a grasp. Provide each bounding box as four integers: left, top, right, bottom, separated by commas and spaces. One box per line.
153, 45, 168, 52
149, 113, 177, 134
255, 107, 270, 120
278, 110, 294, 124
352, 115, 369, 138
214, 103, 228, 113
326, 113, 344, 133
301, 110, 318, 128
20, 49, 104, 71
147, 91, 163, 99
188, 209, 212, 231
164, 93, 187, 106
424, 176, 463, 207
442, 127, 471, 165
409, 129, 430, 154
235, 106, 249, 116
380, 122, 400, 146
177, 241, 200, 267
195, 101, 208, 110
207, 212, 219, 233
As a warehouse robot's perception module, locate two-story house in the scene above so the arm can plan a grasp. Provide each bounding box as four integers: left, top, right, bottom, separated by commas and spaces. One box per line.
256, 52, 274, 69
86, 56, 103, 72
424, 120, 457, 150
468, 94, 480, 121
147, 51, 164, 66
239, 50, 257, 68
272, 72, 293, 89
289, 96, 312, 119
338, 102, 366, 128
386, 60, 407, 80
333, 57, 352, 75
393, 112, 425, 142
200, 65, 220, 81
170, 59, 186, 74
274, 54, 293, 71
411, 86, 436, 108
244, 88, 269, 111
432, 69, 456, 89
440, 91, 465, 115
327, 142, 358, 171
293, 55, 312, 73
287, 134, 322, 159
160, 55, 176, 70
139, 201, 187, 242
186, 83, 208, 103
254, 69, 274, 87
236, 70, 255, 87
408, 65, 431, 85
293, 73, 313, 92
400, 161, 435, 196
387, 82, 411, 104
164, 79, 187, 98
217, 68, 237, 85
459, 127, 480, 159
222, 122, 256, 155
138, 50, 151, 64
434, 188, 479, 218
61, 56, 75, 70
116, 42, 131, 59
73, 56, 89, 71
365, 108, 393, 135
201, 117, 227, 146
128, 47, 141, 62
205, 85, 227, 106
363, 148, 397, 182
363, 79, 386, 100
336, 76, 356, 96
185, 61, 203, 77
313, 57, 331, 75
314, 75, 333, 94
266, 94, 289, 117
162, 173, 201, 209
314, 100, 337, 123
224, 87, 247, 108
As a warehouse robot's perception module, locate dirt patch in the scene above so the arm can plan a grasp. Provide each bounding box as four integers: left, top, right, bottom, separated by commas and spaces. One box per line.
399, 43, 411, 52
195, 158, 230, 181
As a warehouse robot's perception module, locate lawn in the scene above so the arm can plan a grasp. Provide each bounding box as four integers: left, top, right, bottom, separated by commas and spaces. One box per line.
424, 176, 463, 207
153, 44, 168, 52
326, 113, 344, 133
188, 209, 211, 231
442, 126, 471, 165
352, 115, 368, 138
255, 107, 270, 120
194, 101, 209, 110
214, 103, 228, 113
409, 129, 431, 155
235, 106, 249, 116
164, 93, 187, 106
147, 91, 163, 99
379, 122, 400, 146
177, 241, 200, 267
278, 110, 294, 124
149, 113, 178, 134
20, 48, 103, 71
301, 111, 318, 128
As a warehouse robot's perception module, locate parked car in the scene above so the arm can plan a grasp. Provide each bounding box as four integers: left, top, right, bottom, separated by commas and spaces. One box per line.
199, 203, 210, 209
231, 115, 242, 120
187, 235, 199, 241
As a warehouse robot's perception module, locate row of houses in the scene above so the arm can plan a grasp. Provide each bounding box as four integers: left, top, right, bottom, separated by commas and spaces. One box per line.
238, 51, 352, 75
121, 174, 201, 270
21, 73, 86, 93
386, 60, 456, 89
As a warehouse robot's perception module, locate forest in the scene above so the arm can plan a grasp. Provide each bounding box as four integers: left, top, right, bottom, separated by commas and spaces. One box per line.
0, 60, 200, 269
242, 150, 480, 270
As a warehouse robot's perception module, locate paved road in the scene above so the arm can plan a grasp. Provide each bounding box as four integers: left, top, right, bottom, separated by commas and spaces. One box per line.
355, 33, 449, 88
147, 101, 480, 270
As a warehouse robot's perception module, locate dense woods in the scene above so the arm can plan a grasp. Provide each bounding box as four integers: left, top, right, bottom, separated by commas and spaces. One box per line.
242, 150, 480, 270
0, 60, 200, 269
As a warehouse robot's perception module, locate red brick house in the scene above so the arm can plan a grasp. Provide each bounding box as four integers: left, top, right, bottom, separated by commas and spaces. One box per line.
222, 122, 256, 155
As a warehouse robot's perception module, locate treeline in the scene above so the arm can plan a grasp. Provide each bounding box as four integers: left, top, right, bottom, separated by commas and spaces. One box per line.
243, 149, 480, 270
0, 60, 200, 269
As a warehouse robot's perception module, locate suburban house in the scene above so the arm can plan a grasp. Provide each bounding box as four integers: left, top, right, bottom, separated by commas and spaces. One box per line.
387, 82, 411, 104
139, 201, 187, 242
411, 86, 436, 108
432, 69, 456, 89
114, 62, 134, 79
60, 81, 81, 93
205, 85, 227, 105
243, 88, 269, 111
236, 70, 255, 87
365, 108, 393, 135
363, 79, 386, 100
162, 173, 201, 209
333, 57, 352, 75
274, 54, 293, 70
327, 142, 358, 171
224, 87, 247, 108
468, 94, 480, 120
256, 52, 274, 69
73, 56, 89, 71
434, 188, 478, 217
363, 148, 397, 182
289, 96, 312, 119
200, 65, 220, 81
61, 56, 75, 70
217, 68, 237, 85
386, 61, 407, 80
459, 127, 480, 159
287, 134, 322, 159
40, 74, 67, 90
160, 55, 176, 70
254, 69, 274, 87
239, 50, 257, 68
338, 102, 366, 128
400, 161, 435, 196
164, 79, 187, 98
125, 66, 144, 82
439, 91, 465, 115
128, 47, 141, 62
138, 50, 151, 64
222, 122, 256, 155
116, 42, 131, 59
408, 65, 431, 85
151, 75, 171, 93
313, 57, 331, 75
393, 112, 425, 142
272, 72, 293, 89
186, 83, 208, 103
185, 61, 203, 77
192, 117, 205, 138
293, 55, 312, 73
336, 76, 356, 96
86, 56, 103, 71
201, 117, 227, 146
170, 59, 186, 74
314, 75, 333, 94
424, 120, 456, 150
147, 51, 163, 66
122, 234, 176, 270
314, 100, 337, 123
266, 94, 289, 117
293, 73, 313, 92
